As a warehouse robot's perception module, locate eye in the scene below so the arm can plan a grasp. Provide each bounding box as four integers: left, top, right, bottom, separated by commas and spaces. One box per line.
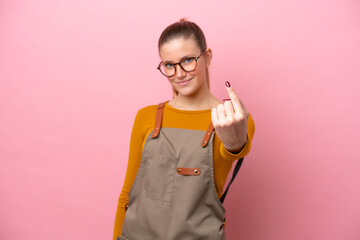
183, 57, 194, 64
164, 63, 174, 69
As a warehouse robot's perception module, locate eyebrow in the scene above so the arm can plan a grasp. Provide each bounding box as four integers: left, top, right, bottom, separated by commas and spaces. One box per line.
162, 54, 197, 64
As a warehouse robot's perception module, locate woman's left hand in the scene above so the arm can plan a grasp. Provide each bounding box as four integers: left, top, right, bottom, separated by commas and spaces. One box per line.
211, 81, 249, 153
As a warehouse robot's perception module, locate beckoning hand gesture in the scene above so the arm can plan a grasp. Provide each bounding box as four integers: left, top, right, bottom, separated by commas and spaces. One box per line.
211, 81, 249, 153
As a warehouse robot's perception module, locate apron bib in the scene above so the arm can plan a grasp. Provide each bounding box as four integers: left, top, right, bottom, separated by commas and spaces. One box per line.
120, 101, 226, 240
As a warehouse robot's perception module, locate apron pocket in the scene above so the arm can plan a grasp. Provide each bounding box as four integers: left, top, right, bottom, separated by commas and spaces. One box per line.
142, 154, 176, 202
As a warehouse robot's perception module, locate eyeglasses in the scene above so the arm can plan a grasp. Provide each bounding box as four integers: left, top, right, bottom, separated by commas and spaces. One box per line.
157, 49, 206, 77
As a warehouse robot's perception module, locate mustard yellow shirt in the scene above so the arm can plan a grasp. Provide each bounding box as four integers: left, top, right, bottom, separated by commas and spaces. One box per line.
113, 101, 255, 240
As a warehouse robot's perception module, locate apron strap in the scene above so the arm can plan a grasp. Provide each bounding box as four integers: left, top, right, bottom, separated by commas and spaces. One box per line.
202, 122, 214, 147
151, 101, 166, 138
220, 157, 244, 203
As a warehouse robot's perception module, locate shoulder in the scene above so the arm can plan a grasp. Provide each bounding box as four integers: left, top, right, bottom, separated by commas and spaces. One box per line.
133, 102, 166, 134
135, 102, 164, 122
138, 104, 158, 115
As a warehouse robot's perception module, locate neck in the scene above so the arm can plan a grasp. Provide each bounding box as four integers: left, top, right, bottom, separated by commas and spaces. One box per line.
171, 83, 219, 110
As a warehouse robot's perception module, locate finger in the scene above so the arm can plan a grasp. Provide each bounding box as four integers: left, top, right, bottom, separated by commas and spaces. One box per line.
216, 103, 227, 125
237, 98, 249, 119
223, 100, 235, 121
225, 81, 242, 114
223, 99, 234, 110
225, 83, 250, 121
211, 107, 218, 126
239, 98, 249, 114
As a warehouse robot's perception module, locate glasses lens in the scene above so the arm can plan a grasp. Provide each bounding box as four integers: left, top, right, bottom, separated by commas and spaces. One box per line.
180, 57, 197, 72
159, 63, 175, 77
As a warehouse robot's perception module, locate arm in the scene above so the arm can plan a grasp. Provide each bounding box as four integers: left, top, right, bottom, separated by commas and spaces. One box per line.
113, 109, 145, 240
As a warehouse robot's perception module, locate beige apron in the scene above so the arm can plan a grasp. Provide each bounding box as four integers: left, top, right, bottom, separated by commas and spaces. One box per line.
120, 101, 226, 240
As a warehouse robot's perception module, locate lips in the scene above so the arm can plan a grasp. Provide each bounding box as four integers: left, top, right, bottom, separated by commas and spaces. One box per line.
177, 78, 192, 86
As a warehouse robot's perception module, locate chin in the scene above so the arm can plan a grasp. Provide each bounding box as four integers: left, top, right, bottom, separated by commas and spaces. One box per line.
176, 88, 199, 97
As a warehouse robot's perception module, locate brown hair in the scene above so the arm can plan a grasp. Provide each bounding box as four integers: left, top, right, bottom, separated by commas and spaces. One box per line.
158, 18, 210, 98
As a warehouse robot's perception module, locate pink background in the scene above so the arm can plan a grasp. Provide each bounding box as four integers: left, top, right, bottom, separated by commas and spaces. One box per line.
1, 0, 359, 239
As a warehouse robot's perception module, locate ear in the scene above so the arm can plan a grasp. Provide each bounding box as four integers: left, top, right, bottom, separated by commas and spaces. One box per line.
205, 48, 212, 67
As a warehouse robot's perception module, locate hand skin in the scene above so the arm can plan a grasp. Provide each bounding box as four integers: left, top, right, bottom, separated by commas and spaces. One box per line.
211, 82, 249, 153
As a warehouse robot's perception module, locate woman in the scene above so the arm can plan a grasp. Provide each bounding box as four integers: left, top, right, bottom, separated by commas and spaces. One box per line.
113, 18, 255, 240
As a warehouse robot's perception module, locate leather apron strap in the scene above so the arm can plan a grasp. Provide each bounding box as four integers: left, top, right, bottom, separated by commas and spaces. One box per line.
151, 101, 166, 139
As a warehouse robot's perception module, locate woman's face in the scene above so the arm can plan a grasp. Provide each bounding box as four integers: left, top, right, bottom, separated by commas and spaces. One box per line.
159, 37, 211, 97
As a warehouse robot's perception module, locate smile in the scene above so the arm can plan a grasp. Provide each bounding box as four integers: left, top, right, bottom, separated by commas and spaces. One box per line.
177, 78, 192, 86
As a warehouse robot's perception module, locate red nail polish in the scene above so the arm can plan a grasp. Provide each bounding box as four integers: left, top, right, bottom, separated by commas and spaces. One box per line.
225, 81, 231, 88
223, 98, 231, 101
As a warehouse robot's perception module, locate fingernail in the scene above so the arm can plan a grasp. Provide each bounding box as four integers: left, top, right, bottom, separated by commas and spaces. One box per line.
225, 81, 231, 88
223, 98, 231, 102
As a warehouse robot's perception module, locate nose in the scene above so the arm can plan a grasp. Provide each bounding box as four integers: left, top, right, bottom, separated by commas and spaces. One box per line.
175, 64, 186, 79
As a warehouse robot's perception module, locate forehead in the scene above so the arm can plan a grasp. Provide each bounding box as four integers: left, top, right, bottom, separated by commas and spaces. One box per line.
159, 37, 200, 62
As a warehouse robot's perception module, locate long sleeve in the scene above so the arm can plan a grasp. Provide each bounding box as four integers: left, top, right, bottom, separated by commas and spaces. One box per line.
113, 109, 145, 240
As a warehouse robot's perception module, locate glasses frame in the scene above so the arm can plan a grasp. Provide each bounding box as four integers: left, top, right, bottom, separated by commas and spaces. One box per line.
157, 49, 207, 77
